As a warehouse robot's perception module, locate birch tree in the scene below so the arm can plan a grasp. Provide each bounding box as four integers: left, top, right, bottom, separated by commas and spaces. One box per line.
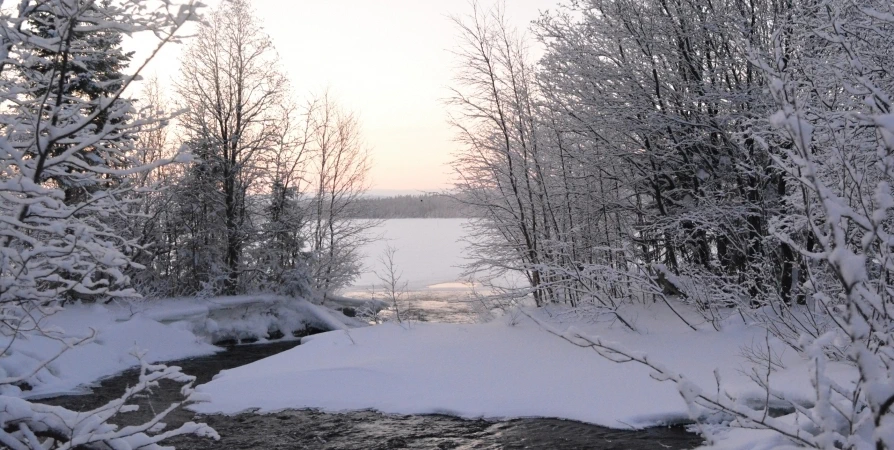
305, 92, 374, 296
449, 3, 553, 306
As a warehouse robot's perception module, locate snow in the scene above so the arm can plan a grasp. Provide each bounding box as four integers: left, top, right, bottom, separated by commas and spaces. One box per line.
138, 295, 363, 342
343, 219, 524, 323
350, 219, 470, 291
0, 210, 860, 449
190, 302, 817, 444
2, 303, 219, 399
3, 295, 366, 400
699, 427, 797, 450
4, 293, 856, 449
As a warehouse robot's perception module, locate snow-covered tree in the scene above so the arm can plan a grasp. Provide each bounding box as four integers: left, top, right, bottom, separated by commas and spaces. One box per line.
748, 1, 894, 445
0, 0, 218, 447
148, 2, 373, 299
448, 3, 555, 306
174, 0, 288, 296
254, 102, 313, 297
473, 0, 894, 446
449, 0, 801, 320
305, 92, 375, 296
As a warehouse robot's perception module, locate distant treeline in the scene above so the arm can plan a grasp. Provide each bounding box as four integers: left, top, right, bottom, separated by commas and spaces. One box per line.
349, 194, 474, 219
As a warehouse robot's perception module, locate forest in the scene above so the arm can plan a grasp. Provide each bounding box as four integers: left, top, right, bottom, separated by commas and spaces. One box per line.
349, 194, 472, 219
0, 0, 378, 447
1, 0, 893, 448
448, 0, 894, 447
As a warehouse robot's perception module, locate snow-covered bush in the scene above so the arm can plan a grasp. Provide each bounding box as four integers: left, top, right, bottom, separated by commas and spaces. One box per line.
0, 349, 219, 449
751, 1, 894, 446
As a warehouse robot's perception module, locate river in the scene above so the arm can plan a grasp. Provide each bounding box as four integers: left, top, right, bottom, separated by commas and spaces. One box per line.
42, 340, 702, 449
39, 219, 704, 448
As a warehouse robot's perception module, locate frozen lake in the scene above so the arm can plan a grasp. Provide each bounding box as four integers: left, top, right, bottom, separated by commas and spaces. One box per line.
348, 218, 472, 291
343, 219, 480, 323
342, 218, 527, 323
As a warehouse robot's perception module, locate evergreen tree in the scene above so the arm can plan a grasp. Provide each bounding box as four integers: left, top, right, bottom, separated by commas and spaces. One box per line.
27, 0, 132, 101
23, 0, 137, 205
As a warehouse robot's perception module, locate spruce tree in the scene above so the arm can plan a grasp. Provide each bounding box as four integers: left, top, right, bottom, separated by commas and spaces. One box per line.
23, 0, 136, 205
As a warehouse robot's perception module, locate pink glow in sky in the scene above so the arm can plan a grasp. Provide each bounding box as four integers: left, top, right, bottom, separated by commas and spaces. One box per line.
133, 0, 558, 192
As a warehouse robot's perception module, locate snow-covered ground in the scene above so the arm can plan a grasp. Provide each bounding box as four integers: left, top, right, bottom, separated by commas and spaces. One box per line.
190, 302, 832, 449
2, 303, 219, 399
2, 296, 362, 399
8, 219, 845, 449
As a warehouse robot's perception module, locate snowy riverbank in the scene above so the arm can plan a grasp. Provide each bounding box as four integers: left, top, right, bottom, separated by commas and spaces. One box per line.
5, 293, 853, 449
189, 302, 841, 449
1, 296, 362, 399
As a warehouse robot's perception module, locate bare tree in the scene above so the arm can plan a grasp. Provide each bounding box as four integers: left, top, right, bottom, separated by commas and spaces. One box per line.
124, 77, 182, 295
305, 92, 376, 297
448, 2, 551, 306
255, 100, 314, 295
376, 245, 409, 324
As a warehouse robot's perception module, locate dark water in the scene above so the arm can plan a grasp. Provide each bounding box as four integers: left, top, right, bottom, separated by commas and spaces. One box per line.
41, 341, 703, 449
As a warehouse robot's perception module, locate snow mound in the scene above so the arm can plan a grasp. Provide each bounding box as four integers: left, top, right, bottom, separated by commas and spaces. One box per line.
137, 295, 365, 344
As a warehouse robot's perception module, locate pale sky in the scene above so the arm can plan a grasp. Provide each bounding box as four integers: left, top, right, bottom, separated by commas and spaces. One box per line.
132, 0, 559, 194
